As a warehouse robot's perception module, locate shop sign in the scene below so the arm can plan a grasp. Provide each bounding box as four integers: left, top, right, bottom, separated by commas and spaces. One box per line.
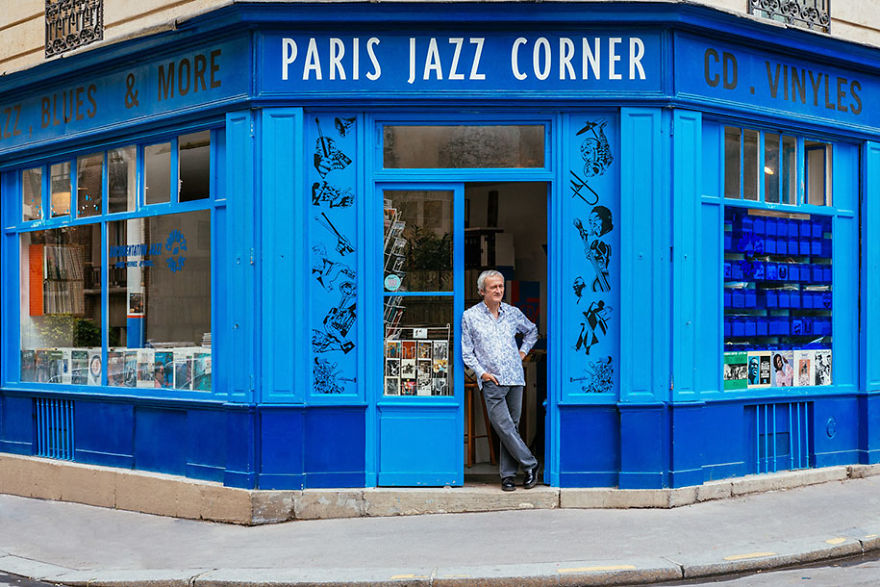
0, 36, 249, 154
675, 32, 879, 129
260, 31, 662, 96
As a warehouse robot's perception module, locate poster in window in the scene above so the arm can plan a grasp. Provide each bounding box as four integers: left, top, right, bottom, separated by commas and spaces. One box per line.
417, 360, 432, 395
385, 358, 400, 377
401, 359, 416, 379
21, 350, 36, 382
418, 341, 432, 359
401, 340, 416, 359
107, 351, 124, 386
174, 349, 193, 390
401, 379, 417, 396
433, 341, 448, 360
154, 351, 173, 389
384, 376, 400, 395
432, 377, 449, 396
136, 349, 155, 388
385, 340, 400, 358
192, 351, 212, 390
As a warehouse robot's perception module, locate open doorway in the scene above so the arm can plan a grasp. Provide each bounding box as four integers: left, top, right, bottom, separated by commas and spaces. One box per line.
463, 181, 548, 483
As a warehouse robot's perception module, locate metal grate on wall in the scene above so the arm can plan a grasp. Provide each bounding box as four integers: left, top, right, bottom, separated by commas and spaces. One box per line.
34, 398, 75, 461
748, 0, 831, 34
749, 401, 812, 474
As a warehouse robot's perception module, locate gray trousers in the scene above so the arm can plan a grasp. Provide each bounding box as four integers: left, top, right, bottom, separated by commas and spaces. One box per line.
482, 382, 538, 479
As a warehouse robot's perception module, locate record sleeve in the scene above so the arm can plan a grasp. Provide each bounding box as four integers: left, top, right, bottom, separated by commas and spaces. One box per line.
123, 351, 138, 388
401, 379, 417, 396
87, 349, 102, 386
770, 350, 794, 387
174, 349, 194, 390
384, 340, 401, 358
71, 350, 89, 385
433, 341, 449, 360
747, 351, 772, 389
107, 351, 124, 386
401, 359, 416, 378
192, 352, 212, 391
136, 349, 155, 388
814, 349, 832, 386
384, 376, 400, 396
723, 352, 748, 391
418, 341, 432, 360
401, 340, 416, 360
154, 351, 173, 389
795, 349, 815, 387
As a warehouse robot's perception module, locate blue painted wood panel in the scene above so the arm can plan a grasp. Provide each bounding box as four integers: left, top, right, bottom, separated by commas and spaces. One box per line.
74, 401, 134, 468
259, 408, 305, 489
134, 407, 187, 476
260, 108, 306, 404
672, 110, 702, 401
560, 112, 619, 401
557, 405, 619, 487
304, 406, 365, 488
619, 107, 668, 404
377, 405, 458, 486
862, 143, 880, 392
225, 111, 256, 404
308, 114, 360, 399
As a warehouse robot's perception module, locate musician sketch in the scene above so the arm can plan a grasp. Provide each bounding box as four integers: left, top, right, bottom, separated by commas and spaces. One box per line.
314, 118, 352, 178
577, 120, 613, 178
316, 212, 355, 256
574, 205, 613, 292
312, 244, 355, 291
575, 300, 612, 356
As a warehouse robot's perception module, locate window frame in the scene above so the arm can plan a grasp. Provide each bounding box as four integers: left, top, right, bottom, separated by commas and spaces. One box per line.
3, 124, 225, 401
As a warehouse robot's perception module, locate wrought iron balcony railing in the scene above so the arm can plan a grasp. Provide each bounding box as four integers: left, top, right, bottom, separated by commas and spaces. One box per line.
749, 0, 831, 34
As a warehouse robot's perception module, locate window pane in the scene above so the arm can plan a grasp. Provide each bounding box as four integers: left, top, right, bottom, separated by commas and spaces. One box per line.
50, 162, 71, 217
144, 142, 171, 205
383, 296, 453, 397
22, 167, 42, 221
77, 153, 103, 217
781, 135, 797, 205
806, 141, 832, 206
108, 146, 136, 213
724, 127, 741, 199
743, 130, 759, 201
764, 133, 780, 204
723, 207, 832, 389
179, 130, 211, 202
20, 225, 103, 384
108, 210, 211, 390
383, 125, 545, 168
384, 190, 453, 293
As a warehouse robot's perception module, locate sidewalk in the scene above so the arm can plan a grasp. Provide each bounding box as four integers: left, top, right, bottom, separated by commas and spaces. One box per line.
3, 473, 880, 586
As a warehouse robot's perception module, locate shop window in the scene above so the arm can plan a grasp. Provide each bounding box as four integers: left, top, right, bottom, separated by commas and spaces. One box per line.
723, 207, 832, 390
383, 190, 453, 396
108, 146, 136, 213
76, 153, 103, 217
144, 142, 171, 205
20, 226, 103, 384
178, 131, 211, 202
107, 210, 212, 390
724, 127, 830, 207
383, 125, 545, 168
50, 162, 71, 217
22, 167, 42, 222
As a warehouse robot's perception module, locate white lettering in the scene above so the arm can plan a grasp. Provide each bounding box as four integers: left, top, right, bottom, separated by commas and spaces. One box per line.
282, 38, 297, 81
366, 37, 381, 81
352, 37, 360, 79
559, 37, 575, 80
303, 38, 322, 80
424, 37, 443, 80
408, 37, 416, 84
629, 37, 645, 80
582, 38, 600, 79
512, 37, 528, 80
329, 38, 345, 80
469, 37, 486, 80
448, 38, 464, 80
608, 37, 622, 80
533, 37, 551, 80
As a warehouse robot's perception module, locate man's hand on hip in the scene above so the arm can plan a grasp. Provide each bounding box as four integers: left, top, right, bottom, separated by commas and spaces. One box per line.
481, 372, 499, 385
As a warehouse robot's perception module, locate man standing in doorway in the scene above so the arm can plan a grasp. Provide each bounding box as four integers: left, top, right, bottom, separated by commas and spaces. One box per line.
462, 269, 539, 491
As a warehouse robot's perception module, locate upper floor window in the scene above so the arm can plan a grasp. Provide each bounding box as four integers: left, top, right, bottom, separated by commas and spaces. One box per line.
748, 0, 830, 34
724, 126, 832, 207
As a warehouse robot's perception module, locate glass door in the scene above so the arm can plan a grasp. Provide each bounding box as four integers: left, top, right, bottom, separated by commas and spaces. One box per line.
377, 184, 463, 486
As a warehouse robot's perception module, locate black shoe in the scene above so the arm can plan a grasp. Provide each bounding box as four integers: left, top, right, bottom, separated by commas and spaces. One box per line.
501, 477, 516, 492
523, 465, 539, 489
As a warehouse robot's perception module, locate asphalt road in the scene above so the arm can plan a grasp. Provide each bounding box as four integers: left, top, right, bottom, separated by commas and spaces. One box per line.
0, 573, 56, 587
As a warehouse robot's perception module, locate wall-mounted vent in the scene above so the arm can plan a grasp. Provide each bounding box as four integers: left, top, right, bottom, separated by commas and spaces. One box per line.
34, 397, 75, 461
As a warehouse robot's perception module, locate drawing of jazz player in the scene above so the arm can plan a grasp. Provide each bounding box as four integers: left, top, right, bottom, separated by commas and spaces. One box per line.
575, 300, 612, 355
574, 205, 613, 292
312, 243, 355, 290
578, 121, 614, 178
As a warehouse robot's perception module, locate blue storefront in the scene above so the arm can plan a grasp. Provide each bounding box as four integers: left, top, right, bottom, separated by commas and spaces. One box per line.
1, 2, 880, 492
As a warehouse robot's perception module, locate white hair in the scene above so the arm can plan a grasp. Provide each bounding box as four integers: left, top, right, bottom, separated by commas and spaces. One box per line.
477, 269, 504, 294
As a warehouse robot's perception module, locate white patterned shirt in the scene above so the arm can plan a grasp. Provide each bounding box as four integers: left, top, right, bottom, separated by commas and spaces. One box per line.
461, 301, 538, 389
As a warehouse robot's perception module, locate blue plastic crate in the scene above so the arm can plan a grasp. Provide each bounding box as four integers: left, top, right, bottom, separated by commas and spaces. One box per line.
756, 316, 769, 336
765, 237, 777, 254
744, 317, 757, 336
724, 232, 733, 251
801, 316, 813, 335
823, 265, 832, 283
787, 264, 799, 281
765, 262, 778, 280
802, 291, 814, 309
778, 290, 791, 308
777, 263, 789, 280
799, 240, 811, 255
745, 289, 757, 307
733, 318, 746, 337
799, 264, 812, 284
754, 216, 766, 235
821, 291, 832, 309
753, 261, 765, 280
811, 239, 822, 256
788, 220, 800, 238
799, 220, 812, 238
766, 218, 777, 236
764, 289, 778, 308
732, 289, 745, 308
812, 265, 824, 282
811, 220, 824, 238
731, 261, 745, 280
821, 239, 832, 257
724, 289, 732, 307
787, 238, 799, 255
770, 317, 789, 336
789, 290, 801, 308
791, 318, 804, 335
724, 318, 732, 338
